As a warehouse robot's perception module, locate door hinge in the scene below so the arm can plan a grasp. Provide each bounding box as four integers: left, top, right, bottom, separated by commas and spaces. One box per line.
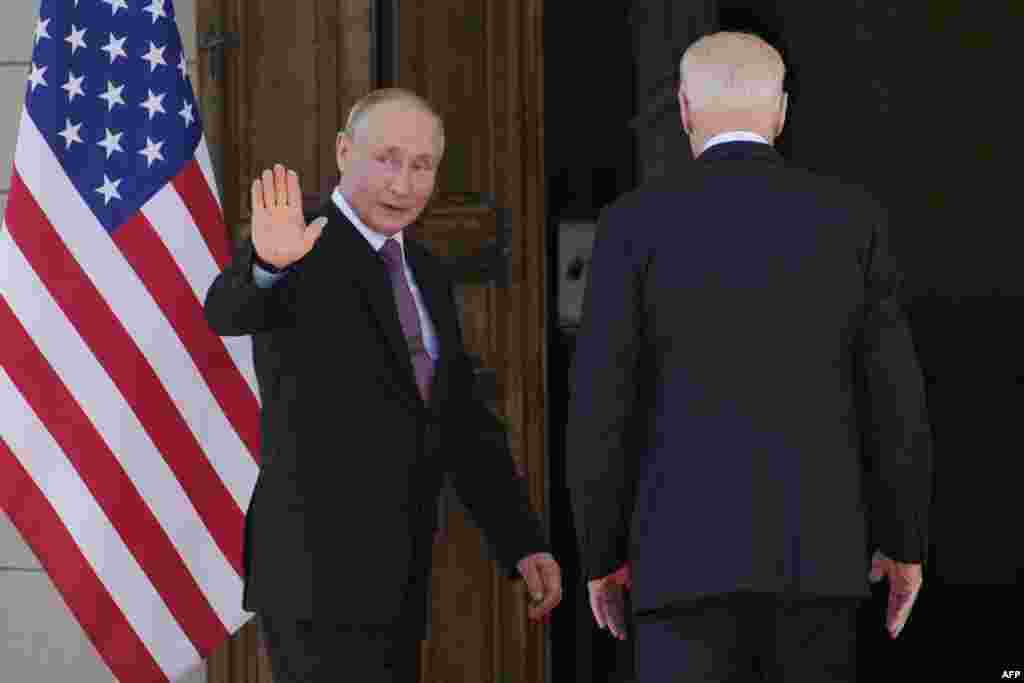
198, 30, 240, 81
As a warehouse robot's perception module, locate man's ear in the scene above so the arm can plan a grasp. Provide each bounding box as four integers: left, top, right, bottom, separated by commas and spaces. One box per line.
777, 91, 789, 138
678, 88, 693, 137
336, 132, 351, 175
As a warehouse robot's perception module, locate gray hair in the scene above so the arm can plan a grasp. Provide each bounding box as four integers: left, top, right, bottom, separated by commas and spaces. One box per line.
340, 87, 445, 141
679, 32, 786, 112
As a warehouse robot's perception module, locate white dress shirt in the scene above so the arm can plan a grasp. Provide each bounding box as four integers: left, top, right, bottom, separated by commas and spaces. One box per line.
701, 130, 770, 154
252, 188, 441, 361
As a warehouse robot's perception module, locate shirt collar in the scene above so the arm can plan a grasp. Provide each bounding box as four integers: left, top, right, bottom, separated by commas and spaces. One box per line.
332, 187, 404, 256
701, 131, 770, 154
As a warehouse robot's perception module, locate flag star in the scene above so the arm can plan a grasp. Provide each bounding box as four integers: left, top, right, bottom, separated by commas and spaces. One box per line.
27, 63, 48, 92
96, 175, 122, 205
141, 42, 168, 72
140, 89, 167, 119
65, 25, 88, 55
98, 81, 126, 111
102, 0, 130, 16
101, 33, 128, 64
178, 53, 188, 79
97, 128, 124, 159
179, 101, 195, 127
61, 72, 86, 102
34, 17, 51, 45
143, 0, 168, 24
138, 137, 165, 167
57, 119, 84, 149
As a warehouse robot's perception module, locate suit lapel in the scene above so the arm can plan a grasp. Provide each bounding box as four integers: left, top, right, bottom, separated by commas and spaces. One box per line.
324, 202, 422, 404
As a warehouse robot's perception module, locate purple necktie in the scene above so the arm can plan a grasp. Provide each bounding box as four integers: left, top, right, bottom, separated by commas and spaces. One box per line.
380, 238, 434, 402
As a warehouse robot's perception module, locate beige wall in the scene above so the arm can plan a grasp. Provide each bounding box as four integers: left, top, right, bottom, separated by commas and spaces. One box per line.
0, 2, 205, 681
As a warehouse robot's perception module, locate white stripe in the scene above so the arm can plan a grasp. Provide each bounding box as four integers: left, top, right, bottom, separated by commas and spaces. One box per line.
14, 109, 258, 511
195, 137, 222, 211
0, 223, 247, 633
0, 366, 197, 680
192, 142, 261, 405
140, 185, 259, 400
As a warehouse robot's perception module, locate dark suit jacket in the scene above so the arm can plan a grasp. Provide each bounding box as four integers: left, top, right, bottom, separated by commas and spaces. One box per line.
566, 141, 933, 614
203, 200, 548, 630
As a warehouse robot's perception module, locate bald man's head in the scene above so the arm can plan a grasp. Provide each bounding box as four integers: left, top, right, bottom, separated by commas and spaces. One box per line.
677, 32, 788, 154
680, 32, 785, 112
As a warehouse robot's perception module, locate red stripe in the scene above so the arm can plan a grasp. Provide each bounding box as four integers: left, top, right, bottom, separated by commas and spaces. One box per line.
0, 438, 168, 683
113, 213, 261, 463
5, 172, 245, 577
0, 299, 229, 655
172, 160, 230, 270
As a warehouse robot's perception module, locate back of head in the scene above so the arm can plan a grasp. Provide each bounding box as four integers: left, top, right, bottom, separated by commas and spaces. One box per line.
680, 32, 785, 115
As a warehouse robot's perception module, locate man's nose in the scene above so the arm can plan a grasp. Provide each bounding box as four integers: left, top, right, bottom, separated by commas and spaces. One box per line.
390, 167, 412, 195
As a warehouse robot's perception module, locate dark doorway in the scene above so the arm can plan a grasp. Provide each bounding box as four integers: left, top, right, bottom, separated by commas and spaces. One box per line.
545, 2, 636, 679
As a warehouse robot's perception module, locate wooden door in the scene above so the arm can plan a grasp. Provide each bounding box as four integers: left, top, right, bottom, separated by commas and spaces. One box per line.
197, 1, 548, 681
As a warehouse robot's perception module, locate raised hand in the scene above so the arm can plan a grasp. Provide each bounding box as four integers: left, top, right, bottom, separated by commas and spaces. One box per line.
251, 164, 326, 269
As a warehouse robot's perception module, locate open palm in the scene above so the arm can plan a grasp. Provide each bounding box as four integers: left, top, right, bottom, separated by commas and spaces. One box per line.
251, 164, 326, 268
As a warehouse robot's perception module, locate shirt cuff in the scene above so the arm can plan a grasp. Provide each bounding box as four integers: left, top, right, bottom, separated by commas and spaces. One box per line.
252, 263, 287, 288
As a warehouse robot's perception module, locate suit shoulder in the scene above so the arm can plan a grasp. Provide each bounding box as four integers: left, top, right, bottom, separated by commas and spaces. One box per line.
783, 164, 886, 215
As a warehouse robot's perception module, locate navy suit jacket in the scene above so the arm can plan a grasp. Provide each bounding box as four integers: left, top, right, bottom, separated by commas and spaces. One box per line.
567, 141, 933, 613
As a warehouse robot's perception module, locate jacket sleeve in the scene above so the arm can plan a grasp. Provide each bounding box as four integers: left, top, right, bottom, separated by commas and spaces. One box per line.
565, 203, 646, 581
203, 238, 299, 336
856, 201, 934, 564
444, 287, 549, 578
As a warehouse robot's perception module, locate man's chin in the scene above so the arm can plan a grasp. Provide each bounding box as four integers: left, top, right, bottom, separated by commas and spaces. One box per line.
371, 210, 419, 235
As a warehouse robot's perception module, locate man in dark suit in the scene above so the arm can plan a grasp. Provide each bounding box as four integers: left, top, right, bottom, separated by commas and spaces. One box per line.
204, 89, 562, 682
566, 32, 932, 682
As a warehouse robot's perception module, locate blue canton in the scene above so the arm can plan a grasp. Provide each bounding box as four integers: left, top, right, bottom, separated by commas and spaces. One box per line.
26, 0, 203, 233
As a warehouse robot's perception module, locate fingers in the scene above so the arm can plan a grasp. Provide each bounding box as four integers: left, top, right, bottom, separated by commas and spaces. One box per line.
273, 164, 288, 208
251, 178, 265, 212
287, 168, 302, 209
604, 589, 628, 640
588, 582, 609, 630
530, 561, 562, 620
886, 579, 920, 638
261, 168, 275, 210
520, 560, 545, 610
255, 165, 300, 210
886, 562, 923, 639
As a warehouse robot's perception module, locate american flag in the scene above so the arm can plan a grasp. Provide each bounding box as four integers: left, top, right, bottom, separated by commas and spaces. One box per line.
0, 1, 260, 681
